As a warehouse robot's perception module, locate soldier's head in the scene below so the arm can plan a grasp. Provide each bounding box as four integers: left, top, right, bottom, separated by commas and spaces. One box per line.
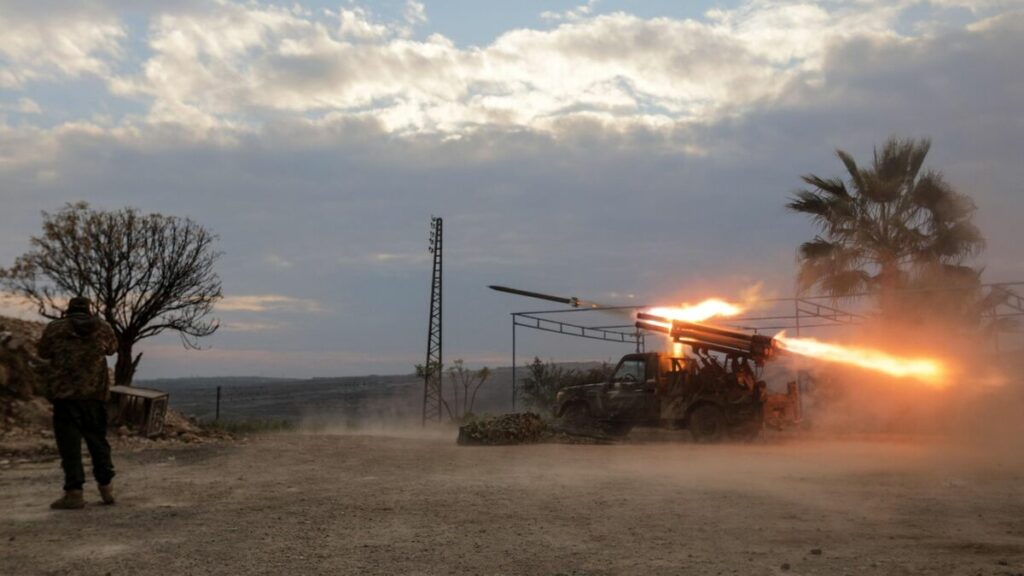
66, 296, 92, 316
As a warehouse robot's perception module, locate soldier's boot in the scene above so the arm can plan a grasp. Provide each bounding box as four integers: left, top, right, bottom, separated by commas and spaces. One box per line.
98, 483, 115, 505
50, 490, 85, 510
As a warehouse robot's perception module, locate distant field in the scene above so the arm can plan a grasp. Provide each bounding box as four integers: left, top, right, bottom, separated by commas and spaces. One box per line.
137, 367, 537, 425
140, 374, 424, 425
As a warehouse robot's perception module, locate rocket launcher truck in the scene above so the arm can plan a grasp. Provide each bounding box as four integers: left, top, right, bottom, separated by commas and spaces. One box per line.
553, 313, 801, 441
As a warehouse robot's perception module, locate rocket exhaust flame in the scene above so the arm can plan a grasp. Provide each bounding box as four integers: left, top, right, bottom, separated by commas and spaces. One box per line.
773, 332, 946, 386
646, 299, 744, 323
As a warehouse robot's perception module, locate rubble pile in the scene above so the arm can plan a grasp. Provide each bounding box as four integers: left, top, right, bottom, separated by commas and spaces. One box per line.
2, 404, 233, 465
1, 317, 51, 461
0, 317, 45, 400
457, 412, 613, 446
0, 396, 60, 463
458, 412, 548, 445
158, 409, 233, 444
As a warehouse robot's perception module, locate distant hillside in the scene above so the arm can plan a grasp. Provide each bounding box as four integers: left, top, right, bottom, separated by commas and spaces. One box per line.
138, 373, 417, 390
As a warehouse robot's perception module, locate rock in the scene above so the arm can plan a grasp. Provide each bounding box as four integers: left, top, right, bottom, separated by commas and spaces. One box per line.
810, 549, 822, 555
780, 563, 791, 571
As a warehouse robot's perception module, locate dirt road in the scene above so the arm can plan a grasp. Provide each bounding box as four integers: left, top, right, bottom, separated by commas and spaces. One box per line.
2, 433, 1023, 575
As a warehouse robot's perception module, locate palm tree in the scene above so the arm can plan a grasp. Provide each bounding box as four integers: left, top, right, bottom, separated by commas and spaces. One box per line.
788, 137, 985, 314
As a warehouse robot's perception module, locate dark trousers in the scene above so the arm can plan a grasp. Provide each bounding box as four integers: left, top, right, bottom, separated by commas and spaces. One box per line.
52, 399, 115, 491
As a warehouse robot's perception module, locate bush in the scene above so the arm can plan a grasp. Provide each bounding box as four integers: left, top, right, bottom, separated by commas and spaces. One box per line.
518, 357, 612, 414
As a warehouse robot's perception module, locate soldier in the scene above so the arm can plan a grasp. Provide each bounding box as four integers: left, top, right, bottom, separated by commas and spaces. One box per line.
37, 296, 118, 510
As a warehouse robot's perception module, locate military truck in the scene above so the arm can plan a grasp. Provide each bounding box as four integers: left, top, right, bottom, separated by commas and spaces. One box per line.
552, 313, 800, 442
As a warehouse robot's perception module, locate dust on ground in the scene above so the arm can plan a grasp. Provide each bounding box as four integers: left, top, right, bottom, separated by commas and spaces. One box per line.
2, 432, 1023, 576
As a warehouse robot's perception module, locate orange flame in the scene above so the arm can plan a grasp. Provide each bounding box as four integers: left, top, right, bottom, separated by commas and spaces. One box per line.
774, 331, 946, 386
647, 299, 746, 357
647, 299, 745, 324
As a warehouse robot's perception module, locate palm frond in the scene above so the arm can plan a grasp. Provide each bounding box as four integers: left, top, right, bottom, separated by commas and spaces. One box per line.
918, 176, 979, 230
820, 269, 872, 297
911, 171, 956, 217
786, 190, 830, 216
868, 137, 929, 203
835, 149, 865, 194
926, 221, 985, 259
797, 237, 837, 261
800, 174, 849, 199
905, 138, 931, 183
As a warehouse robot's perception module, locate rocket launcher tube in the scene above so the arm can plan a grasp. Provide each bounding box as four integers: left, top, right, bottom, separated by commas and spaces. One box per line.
636, 313, 776, 363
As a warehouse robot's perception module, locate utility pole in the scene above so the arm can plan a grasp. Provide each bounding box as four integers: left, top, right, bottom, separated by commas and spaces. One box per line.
423, 216, 444, 424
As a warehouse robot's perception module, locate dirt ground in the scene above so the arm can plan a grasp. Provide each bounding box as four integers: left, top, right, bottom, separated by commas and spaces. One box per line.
2, 432, 1023, 576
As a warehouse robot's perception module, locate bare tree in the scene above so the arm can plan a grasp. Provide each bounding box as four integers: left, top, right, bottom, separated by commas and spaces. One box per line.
0, 203, 222, 386
446, 359, 490, 420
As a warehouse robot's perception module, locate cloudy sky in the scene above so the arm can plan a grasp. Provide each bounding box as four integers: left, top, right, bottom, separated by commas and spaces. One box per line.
1, 0, 1022, 378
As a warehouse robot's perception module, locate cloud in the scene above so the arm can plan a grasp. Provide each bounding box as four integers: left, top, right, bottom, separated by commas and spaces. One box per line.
12, 0, 922, 139
338, 6, 392, 41
541, 1, 599, 22
218, 294, 325, 313
371, 252, 430, 265
221, 320, 287, 332
263, 253, 294, 270
403, 0, 427, 26
136, 342, 425, 378
1, 97, 43, 115
0, 6, 124, 88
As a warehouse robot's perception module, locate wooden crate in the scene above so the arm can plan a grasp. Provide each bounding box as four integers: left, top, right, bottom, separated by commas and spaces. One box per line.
108, 385, 169, 437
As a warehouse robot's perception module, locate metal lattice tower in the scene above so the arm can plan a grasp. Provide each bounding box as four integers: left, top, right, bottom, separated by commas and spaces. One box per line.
423, 216, 443, 424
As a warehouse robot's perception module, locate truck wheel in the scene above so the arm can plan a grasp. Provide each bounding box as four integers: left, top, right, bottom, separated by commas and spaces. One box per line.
560, 402, 594, 431
689, 405, 725, 443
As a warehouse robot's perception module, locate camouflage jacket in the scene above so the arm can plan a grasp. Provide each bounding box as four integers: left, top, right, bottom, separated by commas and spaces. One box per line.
37, 313, 117, 401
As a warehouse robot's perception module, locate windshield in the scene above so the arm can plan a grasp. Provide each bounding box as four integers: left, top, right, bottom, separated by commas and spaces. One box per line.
613, 359, 646, 382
